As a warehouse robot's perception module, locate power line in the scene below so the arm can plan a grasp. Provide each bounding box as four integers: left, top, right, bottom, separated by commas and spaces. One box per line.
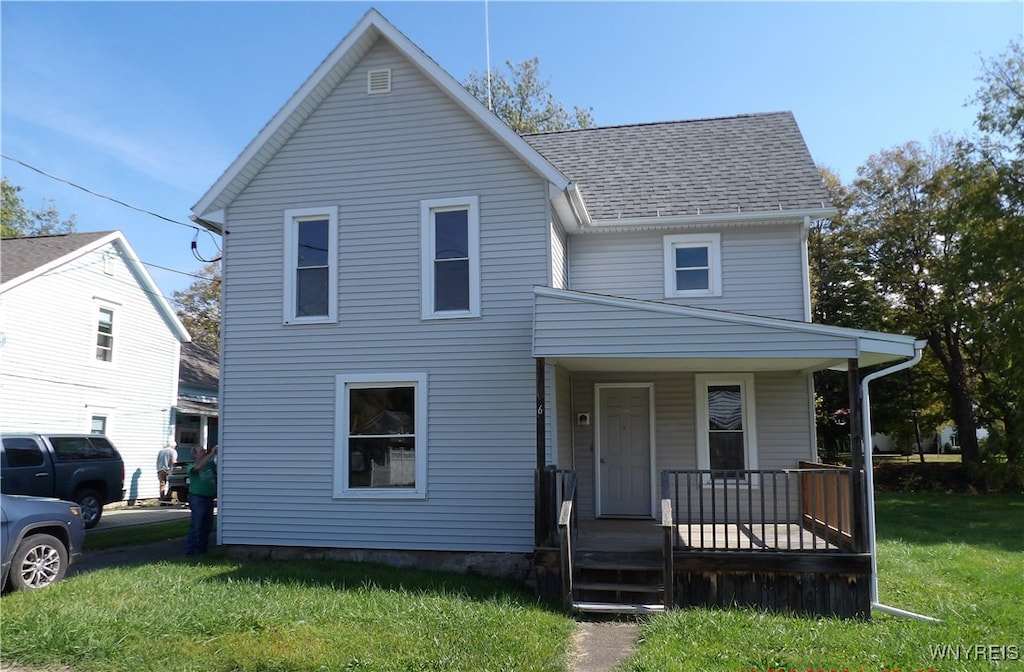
2, 153, 199, 231
2, 152, 223, 264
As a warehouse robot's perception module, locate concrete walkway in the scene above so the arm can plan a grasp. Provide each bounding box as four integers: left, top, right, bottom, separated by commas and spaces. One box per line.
92, 503, 192, 530
571, 621, 640, 672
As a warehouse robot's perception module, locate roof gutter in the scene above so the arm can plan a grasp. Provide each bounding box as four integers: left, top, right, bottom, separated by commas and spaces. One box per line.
860, 339, 941, 622
581, 206, 837, 232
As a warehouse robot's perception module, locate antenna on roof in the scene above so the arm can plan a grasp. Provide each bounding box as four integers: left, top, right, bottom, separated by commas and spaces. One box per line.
485, 0, 493, 111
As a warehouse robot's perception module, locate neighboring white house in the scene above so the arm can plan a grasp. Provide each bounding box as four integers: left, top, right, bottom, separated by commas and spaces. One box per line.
191, 9, 921, 586
0, 231, 191, 501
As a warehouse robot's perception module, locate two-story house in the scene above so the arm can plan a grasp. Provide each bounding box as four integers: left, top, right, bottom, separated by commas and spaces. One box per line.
192, 9, 921, 617
0, 231, 191, 501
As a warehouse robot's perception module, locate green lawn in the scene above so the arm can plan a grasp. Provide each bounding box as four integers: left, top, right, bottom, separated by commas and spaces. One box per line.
622, 493, 1024, 672
3, 494, 1020, 671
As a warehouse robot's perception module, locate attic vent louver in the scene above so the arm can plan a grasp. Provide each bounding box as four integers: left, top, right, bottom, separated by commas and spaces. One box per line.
367, 68, 392, 94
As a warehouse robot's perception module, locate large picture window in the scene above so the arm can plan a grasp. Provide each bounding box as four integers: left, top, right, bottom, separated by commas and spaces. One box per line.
421, 197, 479, 319
335, 373, 427, 498
696, 374, 758, 481
663, 233, 721, 298
284, 207, 337, 324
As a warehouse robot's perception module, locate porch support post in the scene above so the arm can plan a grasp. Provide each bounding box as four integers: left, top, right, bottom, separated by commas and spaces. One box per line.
847, 359, 862, 470
847, 358, 868, 552
536, 357, 546, 470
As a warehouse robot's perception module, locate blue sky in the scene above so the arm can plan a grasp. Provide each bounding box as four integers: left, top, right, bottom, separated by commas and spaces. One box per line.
2, 1, 1020, 299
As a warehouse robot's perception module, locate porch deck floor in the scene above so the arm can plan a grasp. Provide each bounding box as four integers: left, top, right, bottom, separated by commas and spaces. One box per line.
576, 519, 839, 553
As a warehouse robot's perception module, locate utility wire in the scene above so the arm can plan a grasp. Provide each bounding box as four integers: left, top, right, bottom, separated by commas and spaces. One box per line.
2, 152, 223, 264
2, 153, 199, 231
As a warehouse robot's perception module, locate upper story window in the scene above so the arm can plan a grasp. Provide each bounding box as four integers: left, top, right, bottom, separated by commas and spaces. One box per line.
334, 373, 428, 499
91, 416, 107, 435
421, 196, 479, 319
96, 307, 114, 361
284, 207, 338, 325
663, 233, 722, 298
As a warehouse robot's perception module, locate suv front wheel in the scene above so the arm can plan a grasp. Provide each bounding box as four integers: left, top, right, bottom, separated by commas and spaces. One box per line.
9, 533, 69, 590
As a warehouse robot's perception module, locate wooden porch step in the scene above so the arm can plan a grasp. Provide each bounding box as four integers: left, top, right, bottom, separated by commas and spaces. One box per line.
575, 581, 662, 593
575, 553, 662, 571
572, 601, 666, 615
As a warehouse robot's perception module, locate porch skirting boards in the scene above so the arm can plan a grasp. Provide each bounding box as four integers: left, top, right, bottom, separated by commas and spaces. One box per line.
226, 545, 533, 581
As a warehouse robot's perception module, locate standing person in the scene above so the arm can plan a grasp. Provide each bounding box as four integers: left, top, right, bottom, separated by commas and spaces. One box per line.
184, 444, 218, 557
156, 441, 177, 503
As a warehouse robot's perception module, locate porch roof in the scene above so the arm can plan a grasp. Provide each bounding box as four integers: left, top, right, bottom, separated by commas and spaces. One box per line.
533, 287, 921, 372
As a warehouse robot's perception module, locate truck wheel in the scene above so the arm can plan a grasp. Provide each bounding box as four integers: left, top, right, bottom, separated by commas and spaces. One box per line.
10, 533, 69, 590
75, 489, 103, 529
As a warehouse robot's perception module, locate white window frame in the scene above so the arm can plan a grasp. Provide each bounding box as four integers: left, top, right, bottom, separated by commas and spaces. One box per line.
695, 373, 758, 485
420, 196, 480, 320
91, 299, 120, 366
334, 373, 428, 499
663, 233, 722, 298
283, 206, 338, 325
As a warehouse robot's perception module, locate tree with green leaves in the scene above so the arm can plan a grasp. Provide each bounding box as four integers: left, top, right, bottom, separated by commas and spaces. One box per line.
173, 263, 221, 351
464, 57, 594, 134
1, 178, 77, 237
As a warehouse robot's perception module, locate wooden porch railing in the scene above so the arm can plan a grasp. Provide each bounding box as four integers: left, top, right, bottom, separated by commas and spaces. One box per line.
662, 466, 865, 553
556, 470, 578, 610
535, 466, 576, 547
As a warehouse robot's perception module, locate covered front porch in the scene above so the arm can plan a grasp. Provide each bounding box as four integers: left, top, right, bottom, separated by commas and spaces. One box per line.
530, 287, 921, 617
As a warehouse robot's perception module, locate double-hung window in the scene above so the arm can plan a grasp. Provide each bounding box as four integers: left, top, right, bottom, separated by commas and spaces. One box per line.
334, 373, 427, 499
695, 374, 758, 482
421, 197, 479, 319
96, 307, 114, 362
284, 207, 338, 324
663, 233, 721, 297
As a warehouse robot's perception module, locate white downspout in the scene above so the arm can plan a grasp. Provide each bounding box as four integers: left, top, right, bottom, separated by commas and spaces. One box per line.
860, 340, 940, 622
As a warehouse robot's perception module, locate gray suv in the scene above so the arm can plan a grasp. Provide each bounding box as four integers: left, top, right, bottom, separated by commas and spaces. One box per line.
1, 494, 85, 591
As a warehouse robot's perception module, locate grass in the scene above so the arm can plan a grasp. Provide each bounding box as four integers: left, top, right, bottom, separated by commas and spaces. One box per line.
621, 493, 1024, 672
85, 519, 191, 550
4, 494, 1020, 671
1, 556, 574, 671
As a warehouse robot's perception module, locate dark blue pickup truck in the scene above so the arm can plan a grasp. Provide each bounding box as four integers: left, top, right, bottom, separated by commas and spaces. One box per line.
1, 434, 125, 528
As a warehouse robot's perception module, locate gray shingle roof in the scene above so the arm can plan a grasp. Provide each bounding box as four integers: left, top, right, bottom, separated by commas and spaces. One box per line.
1, 231, 113, 284
522, 112, 829, 221
179, 341, 219, 392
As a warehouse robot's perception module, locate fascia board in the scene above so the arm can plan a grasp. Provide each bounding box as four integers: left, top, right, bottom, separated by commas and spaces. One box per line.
192, 9, 570, 221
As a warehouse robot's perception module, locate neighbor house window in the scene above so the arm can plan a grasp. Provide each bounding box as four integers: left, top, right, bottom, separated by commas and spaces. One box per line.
696, 374, 758, 480
96, 308, 114, 361
421, 196, 479, 319
663, 233, 722, 297
334, 373, 427, 498
91, 416, 107, 435
284, 207, 338, 324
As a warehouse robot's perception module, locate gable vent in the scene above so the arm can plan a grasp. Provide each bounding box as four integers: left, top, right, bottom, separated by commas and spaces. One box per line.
367, 68, 392, 94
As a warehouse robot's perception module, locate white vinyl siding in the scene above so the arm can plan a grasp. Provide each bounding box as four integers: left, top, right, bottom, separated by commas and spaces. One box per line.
550, 220, 568, 289
0, 240, 181, 502
218, 40, 550, 553
283, 206, 338, 324
420, 196, 480, 319
570, 224, 806, 320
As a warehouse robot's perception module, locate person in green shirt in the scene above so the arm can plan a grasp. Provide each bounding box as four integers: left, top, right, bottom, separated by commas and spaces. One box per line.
184, 444, 217, 556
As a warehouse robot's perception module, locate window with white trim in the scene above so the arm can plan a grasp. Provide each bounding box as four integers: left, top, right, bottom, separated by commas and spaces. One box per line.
284, 207, 338, 324
663, 233, 722, 297
696, 374, 758, 480
421, 197, 480, 319
96, 307, 114, 362
91, 416, 107, 435
334, 373, 427, 499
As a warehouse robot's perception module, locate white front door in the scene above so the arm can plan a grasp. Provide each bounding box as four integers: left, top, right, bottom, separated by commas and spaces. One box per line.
596, 385, 653, 517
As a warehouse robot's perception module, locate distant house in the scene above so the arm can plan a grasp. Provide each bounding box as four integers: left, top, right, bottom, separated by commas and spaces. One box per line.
191, 9, 923, 617
0, 231, 190, 500
174, 341, 219, 455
